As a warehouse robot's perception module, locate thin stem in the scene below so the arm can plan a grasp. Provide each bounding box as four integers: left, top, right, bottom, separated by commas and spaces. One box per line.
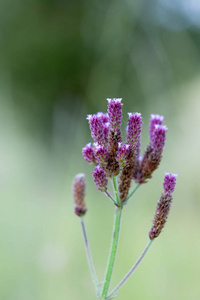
104, 191, 116, 205
101, 206, 122, 299
124, 183, 141, 204
107, 239, 153, 299
80, 217, 100, 298
112, 176, 120, 206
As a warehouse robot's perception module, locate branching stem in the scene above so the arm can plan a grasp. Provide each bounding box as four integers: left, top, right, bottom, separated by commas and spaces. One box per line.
124, 183, 141, 204
107, 239, 153, 299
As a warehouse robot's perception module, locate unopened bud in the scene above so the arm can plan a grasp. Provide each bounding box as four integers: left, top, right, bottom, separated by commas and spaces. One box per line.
73, 173, 87, 217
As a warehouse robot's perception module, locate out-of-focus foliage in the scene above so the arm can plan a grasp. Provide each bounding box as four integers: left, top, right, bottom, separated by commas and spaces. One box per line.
1, 0, 200, 299
1, 0, 200, 135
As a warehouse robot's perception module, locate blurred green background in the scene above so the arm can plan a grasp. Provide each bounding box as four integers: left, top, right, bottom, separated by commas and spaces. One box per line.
1, 0, 200, 299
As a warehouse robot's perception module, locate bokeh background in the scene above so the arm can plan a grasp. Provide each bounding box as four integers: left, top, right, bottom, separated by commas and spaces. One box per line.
1, 0, 200, 299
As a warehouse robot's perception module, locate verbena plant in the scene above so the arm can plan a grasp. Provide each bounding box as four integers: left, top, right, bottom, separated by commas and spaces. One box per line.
73, 99, 177, 299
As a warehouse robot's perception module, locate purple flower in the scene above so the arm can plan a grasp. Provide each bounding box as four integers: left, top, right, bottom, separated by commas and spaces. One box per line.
151, 125, 168, 158
149, 114, 164, 142
116, 143, 130, 168
163, 173, 178, 196
87, 114, 108, 145
97, 112, 109, 123
149, 173, 177, 240
126, 113, 143, 146
107, 98, 122, 132
94, 143, 109, 167
82, 143, 96, 164
93, 165, 108, 192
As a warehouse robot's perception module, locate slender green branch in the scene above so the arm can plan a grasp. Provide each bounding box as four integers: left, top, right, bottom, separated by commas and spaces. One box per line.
80, 218, 100, 298
101, 206, 123, 299
107, 239, 153, 299
104, 191, 117, 205
124, 183, 141, 204
112, 176, 120, 206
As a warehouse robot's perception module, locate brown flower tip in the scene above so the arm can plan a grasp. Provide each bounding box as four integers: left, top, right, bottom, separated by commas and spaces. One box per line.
73, 173, 87, 217
149, 193, 172, 240
118, 146, 137, 202
107, 129, 121, 175
149, 173, 177, 240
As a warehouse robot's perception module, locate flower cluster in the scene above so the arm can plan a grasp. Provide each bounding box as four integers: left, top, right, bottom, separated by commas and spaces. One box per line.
82, 99, 168, 202
74, 99, 178, 300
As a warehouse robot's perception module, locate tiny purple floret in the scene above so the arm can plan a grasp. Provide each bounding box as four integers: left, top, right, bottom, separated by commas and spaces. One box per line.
93, 165, 108, 192
163, 173, 178, 195
107, 98, 122, 132
82, 143, 96, 164
149, 114, 164, 142
116, 143, 130, 168
94, 144, 109, 167
97, 112, 109, 124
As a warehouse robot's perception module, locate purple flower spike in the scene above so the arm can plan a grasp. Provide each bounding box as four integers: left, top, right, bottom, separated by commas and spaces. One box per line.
93, 165, 108, 192
87, 114, 107, 145
94, 144, 109, 167
163, 173, 178, 195
126, 113, 142, 145
149, 114, 164, 142
82, 143, 96, 164
107, 98, 122, 132
152, 125, 168, 158
116, 143, 130, 168
149, 173, 177, 240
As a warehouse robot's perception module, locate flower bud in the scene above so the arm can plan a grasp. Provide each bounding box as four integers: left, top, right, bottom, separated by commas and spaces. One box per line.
73, 173, 87, 217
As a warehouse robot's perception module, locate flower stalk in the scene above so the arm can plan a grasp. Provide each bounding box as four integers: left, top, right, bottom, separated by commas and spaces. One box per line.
107, 239, 153, 299
101, 205, 122, 299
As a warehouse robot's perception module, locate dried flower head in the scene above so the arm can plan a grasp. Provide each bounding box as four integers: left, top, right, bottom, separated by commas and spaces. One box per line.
73, 173, 87, 217
149, 173, 177, 240
134, 122, 168, 183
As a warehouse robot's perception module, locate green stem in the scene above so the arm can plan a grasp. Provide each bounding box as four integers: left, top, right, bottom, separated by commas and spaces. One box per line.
112, 176, 120, 206
107, 239, 153, 299
101, 206, 123, 299
124, 183, 141, 205
80, 218, 100, 298
104, 191, 116, 205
